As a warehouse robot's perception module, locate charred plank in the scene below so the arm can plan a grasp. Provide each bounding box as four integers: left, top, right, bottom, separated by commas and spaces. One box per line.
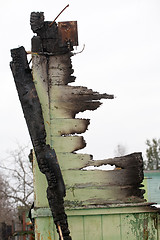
88, 153, 144, 169
10, 46, 72, 240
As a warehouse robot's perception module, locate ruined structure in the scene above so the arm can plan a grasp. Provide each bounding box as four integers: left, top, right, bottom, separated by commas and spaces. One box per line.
10, 10, 160, 240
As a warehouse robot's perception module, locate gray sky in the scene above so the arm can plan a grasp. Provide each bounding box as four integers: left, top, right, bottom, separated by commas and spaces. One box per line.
1, 0, 160, 160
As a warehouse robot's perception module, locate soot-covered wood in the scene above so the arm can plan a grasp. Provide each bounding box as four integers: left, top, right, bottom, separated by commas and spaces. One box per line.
10, 46, 71, 240
29, 12, 144, 208
30, 12, 72, 55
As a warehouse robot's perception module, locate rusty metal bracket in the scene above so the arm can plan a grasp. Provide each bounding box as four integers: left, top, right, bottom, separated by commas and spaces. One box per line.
58, 21, 78, 47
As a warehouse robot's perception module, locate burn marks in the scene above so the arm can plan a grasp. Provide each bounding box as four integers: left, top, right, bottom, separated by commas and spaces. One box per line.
30, 13, 145, 208
11, 13, 146, 239
10, 46, 71, 240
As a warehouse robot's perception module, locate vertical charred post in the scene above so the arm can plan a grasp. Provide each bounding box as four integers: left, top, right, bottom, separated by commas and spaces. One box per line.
10, 46, 71, 240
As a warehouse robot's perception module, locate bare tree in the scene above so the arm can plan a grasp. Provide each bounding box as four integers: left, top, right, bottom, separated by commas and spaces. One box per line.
0, 145, 34, 209
0, 174, 14, 224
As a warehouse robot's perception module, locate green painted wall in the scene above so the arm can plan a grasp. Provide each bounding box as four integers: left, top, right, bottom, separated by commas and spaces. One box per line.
33, 205, 160, 240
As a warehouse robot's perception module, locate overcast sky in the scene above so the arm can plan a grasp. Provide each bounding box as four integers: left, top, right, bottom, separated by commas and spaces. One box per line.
1, 0, 160, 161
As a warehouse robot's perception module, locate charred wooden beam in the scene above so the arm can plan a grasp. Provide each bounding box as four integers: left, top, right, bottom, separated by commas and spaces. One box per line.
10, 46, 71, 240
88, 152, 143, 170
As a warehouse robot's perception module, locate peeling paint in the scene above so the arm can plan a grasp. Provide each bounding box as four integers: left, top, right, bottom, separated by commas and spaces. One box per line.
130, 213, 157, 239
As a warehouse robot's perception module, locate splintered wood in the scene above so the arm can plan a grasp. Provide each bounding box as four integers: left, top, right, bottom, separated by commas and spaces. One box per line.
32, 52, 144, 207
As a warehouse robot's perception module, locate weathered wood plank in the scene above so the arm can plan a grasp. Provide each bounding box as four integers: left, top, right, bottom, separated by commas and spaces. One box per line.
62, 168, 143, 187
49, 85, 114, 101
32, 54, 51, 143
33, 154, 49, 207
35, 217, 55, 240
68, 216, 84, 240
48, 54, 75, 85
89, 153, 143, 169
50, 136, 86, 152
56, 153, 92, 171
120, 213, 158, 239
48, 84, 113, 118
49, 99, 102, 118
83, 216, 102, 239
65, 186, 144, 206
50, 118, 90, 136
102, 214, 121, 239
33, 152, 144, 207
